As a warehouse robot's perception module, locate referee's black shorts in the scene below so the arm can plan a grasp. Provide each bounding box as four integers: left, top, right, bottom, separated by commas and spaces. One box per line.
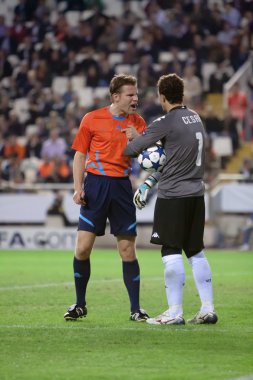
150, 196, 205, 258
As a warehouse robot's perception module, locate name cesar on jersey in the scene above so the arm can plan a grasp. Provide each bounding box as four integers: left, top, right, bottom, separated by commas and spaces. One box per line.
182, 115, 201, 124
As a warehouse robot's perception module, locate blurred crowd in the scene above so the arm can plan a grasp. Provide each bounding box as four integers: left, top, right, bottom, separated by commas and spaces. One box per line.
0, 0, 252, 188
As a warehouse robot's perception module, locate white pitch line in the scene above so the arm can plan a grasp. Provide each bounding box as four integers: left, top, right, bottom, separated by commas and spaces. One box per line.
0, 277, 163, 291
0, 281, 73, 291
228, 376, 253, 380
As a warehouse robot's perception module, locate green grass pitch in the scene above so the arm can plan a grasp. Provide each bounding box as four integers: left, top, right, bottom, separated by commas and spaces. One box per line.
0, 249, 253, 380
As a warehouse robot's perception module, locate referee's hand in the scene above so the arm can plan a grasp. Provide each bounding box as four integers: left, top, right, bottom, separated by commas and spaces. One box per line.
73, 190, 86, 206
122, 125, 139, 140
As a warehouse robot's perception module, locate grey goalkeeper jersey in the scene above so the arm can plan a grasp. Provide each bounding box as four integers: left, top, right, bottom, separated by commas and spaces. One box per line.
124, 106, 206, 199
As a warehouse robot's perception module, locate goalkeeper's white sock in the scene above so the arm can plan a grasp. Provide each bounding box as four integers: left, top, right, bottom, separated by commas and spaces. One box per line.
188, 251, 214, 314
162, 254, 185, 318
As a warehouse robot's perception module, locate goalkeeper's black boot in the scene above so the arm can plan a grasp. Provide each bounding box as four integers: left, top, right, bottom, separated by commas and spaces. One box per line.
64, 304, 87, 321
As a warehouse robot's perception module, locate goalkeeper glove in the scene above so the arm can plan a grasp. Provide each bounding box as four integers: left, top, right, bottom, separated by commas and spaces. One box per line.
133, 175, 158, 210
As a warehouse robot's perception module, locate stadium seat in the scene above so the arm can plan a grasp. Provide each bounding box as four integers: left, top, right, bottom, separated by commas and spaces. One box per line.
49, 9, 59, 25
81, 10, 96, 21
114, 64, 133, 75
212, 136, 233, 157
34, 42, 42, 51
158, 51, 173, 63
153, 63, 162, 72
57, 1, 67, 12
1, 77, 10, 88
103, 0, 123, 16
201, 62, 217, 92
131, 1, 146, 18
20, 158, 40, 184
65, 11, 81, 27
178, 51, 187, 62
71, 76, 85, 92
118, 42, 127, 51
8, 55, 20, 68
17, 136, 27, 147
108, 53, 123, 66
0, 0, 15, 25
25, 125, 39, 137
77, 87, 94, 108
52, 77, 69, 95
13, 98, 29, 123
93, 87, 109, 99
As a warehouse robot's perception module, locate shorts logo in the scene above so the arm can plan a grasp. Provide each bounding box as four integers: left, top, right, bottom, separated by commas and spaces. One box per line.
152, 232, 160, 238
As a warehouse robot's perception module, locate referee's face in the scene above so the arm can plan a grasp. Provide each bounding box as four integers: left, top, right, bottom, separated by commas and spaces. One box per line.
114, 85, 138, 116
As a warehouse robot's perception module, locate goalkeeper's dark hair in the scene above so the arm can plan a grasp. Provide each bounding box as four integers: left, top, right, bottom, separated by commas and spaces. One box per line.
109, 74, 137, 95
157, 74, 184, 104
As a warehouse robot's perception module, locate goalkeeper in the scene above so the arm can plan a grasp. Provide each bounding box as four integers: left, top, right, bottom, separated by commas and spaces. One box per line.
124, 73, 218, 326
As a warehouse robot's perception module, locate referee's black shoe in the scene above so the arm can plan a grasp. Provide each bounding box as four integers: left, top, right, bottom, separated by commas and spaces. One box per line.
130, 309, 150, 322
64, 304, 87, 321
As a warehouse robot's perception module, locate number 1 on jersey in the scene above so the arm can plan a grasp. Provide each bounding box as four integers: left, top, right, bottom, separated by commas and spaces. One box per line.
196, 132, 203, 167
